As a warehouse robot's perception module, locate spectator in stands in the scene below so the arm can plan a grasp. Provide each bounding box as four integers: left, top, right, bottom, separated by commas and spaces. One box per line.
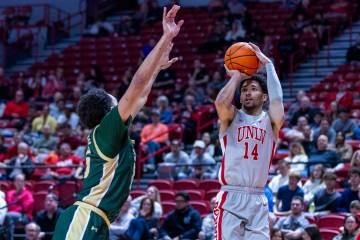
331, 77, 354, 110
269, 159, 291, 196
312, 13, 328, 42
352, 150, 360, 168
87, 17, 114, 37
303, 164, 325, 203
57, 124, 81, 150
31, 104, 57, 133
0, 190, 7, 225
276, 171, 304, 213
160, 192, 202, 239
188, 59, 209, 85
140, 110, 169, 171
3, 89, 29, 128
110, 196, 134, 240
312, 172, 341, 214
287, 116, 310, 144
163, 139, 191, 179
198, 197, 216, 240
49, 92, 64, 119
285, 142, 308, 173
43, 142, 82, 180
190, 140, 216, 179
131, 186, 163, 218
6, 142, 34, 180
301, 125, 315, 156
287, 90, 306, 121
185, 81, 205, 104
274, 196, 309, 239
335, 131, 353, 162
34, 193, 62, 240
332, 108, 357, 138
202, 132, 215, 157
302, 224, 322, 240
334, 214, 360, 240
42, 73, 63, 99
3, 133, 25, 160
84, 65, 105, 92
227, 0, 247, 17
224, 20, 246, 43
56, 103, 79, 130
156, 95, 172, 124
5, 173, 34, 240
310, 111, 324, 130
137, 0, 161, 24
199, 20, 226, 53
350, 200, 360, 216
290, 95, 319, 126
346, 34, 360, 64
308, 135, 339, 168
32, 124, 58, 154
313, 118, 336, 145
339, 167, 360, 212
122, 197, 158, 240
25, 222, 41, 240
118, 15, 139, 36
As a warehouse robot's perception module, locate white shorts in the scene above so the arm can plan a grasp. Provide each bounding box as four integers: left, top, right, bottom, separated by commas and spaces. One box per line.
213, 185, 270, 240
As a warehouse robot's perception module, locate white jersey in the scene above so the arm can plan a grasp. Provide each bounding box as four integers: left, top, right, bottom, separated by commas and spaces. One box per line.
218, 109, 276, 188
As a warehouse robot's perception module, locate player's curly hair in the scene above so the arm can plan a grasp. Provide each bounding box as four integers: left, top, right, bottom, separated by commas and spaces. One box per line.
77, 88, 113, 129
239, 74, 268, 94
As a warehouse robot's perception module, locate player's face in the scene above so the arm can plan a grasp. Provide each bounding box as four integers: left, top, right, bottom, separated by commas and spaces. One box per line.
240, 80, 267, 111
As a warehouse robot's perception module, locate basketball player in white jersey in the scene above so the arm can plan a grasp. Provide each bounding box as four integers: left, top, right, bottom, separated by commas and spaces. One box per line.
213, 42, 284, 240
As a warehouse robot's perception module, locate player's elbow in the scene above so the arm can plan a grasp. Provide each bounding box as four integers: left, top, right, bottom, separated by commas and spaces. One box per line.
215, 96, 228, 108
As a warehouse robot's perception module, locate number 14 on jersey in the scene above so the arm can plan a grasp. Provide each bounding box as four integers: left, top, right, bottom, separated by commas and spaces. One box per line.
243, 142, 259, 160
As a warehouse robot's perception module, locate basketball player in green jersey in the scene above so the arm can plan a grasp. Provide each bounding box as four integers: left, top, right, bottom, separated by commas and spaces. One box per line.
53, 5, 184, 240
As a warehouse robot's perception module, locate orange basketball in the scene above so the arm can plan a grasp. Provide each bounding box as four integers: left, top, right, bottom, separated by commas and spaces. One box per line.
224, 42, 260, 75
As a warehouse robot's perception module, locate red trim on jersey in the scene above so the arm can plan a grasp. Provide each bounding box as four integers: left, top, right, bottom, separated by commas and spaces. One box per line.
214, 192, 228, 240
268, 141, 276, 170
220, 135, 228, 185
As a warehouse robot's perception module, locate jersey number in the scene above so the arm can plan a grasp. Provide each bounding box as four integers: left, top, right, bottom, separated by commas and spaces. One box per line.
243, 142, 259, 160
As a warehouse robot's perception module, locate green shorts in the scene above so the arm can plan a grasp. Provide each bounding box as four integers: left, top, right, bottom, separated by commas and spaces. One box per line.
53, 204, 109, 240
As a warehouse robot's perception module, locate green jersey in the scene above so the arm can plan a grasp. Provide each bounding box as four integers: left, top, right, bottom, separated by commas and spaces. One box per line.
76, 106, 136, 222
53, 107, 135, 240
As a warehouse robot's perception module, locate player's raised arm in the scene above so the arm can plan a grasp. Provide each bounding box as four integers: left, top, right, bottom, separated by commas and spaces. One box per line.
215, 66, 250, 134
118, 5, 184, 121
248, 42, 284, 138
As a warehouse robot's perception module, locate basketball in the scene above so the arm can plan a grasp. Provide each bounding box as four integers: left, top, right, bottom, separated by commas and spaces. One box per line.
224, 42, 260, 75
